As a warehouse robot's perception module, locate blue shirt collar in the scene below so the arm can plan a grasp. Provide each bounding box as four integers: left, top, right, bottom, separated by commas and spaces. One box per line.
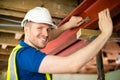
19, 40, 29, 47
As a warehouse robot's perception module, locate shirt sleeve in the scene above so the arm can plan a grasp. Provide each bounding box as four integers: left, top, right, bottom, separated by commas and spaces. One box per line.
17, 47, 46, 73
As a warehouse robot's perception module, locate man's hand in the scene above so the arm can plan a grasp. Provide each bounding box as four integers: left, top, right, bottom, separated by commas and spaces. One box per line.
65, 16, 84, 29
48, 16, 83, 41
98, 8, 113, 36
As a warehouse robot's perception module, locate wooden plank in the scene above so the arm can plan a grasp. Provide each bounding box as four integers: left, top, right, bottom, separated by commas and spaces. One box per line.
0, 61, 8, 72
0, 26, 24, 39
0, 9, 62, 22
0, 26, 23, 34
77, 28, 100, 39
0, 32, 19, 47
0, 0, 77, 18
0, 9, 25, 18
76, 28, 118, 40
0, 54, 9, 61
0, 47, 13, 55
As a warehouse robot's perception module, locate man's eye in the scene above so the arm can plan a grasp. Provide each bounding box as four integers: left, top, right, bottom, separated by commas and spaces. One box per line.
47, 28, 51, 32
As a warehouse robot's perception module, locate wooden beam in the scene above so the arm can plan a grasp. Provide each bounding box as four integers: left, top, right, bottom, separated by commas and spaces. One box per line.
0, 32, 19, 47
0, 9, 25, 18
76, 28, 100, 39
0, 0, 77, 18
0, 9, 63, 24
76, 28, 118, 40
0, 61, 8, 72
0, 47, 13, 55
0, 54, 9, 61
0, 26, 23, 34
0, 26, 24, 39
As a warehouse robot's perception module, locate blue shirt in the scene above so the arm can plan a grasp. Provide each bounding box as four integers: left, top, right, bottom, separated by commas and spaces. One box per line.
16, 40, 47, 80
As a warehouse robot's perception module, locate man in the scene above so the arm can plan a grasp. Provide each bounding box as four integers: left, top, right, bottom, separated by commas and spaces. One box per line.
7, 7, 113, 80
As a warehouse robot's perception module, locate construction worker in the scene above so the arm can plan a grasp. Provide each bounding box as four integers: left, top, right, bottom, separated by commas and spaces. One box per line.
7, 7, 113, 80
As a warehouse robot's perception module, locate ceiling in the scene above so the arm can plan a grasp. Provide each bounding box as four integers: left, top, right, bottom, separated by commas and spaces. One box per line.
0, 0, 120, 74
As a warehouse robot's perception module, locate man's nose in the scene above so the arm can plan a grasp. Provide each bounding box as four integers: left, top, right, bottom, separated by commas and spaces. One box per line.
42, 30, 49, 37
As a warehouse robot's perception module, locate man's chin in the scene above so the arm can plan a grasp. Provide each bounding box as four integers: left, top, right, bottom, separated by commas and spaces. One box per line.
39, 45, 47, 49
41, 46, 46, 49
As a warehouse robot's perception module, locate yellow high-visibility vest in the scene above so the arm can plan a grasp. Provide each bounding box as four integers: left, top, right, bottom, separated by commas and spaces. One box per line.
6, 44, 51, 80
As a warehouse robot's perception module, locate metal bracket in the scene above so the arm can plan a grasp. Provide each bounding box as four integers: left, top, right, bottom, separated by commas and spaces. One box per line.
83, 16, 90, 23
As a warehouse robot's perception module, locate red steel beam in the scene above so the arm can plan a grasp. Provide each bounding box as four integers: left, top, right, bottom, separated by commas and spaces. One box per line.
56, 0, 120, 56
42, 0, 96, 54
42, 0, 120, 55
57, 40, 86, 56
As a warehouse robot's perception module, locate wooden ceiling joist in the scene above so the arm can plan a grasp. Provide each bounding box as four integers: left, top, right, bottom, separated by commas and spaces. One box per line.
0, 0, 77, 18
0, 32, 19, 48
0, 54, 9, 61
0, 26, 24, 39
0, 47, 13, 55
0, 9, 25, 18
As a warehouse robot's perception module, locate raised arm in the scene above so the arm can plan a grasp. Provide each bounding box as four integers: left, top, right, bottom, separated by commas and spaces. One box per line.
49, 16, 84, 41
39, 8, 113, 74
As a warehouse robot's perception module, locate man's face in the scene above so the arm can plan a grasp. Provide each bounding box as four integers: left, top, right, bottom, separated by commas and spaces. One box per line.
25, 22, 52, 49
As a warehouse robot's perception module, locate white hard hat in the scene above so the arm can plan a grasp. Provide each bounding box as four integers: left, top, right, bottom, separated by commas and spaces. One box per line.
21, 7, 57, 29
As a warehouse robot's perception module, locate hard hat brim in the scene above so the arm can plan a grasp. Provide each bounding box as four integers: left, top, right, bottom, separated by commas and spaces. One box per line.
21, 19, 57, 29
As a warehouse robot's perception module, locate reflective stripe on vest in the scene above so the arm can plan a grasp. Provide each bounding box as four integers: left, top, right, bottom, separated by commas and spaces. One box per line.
7, 45, 22, 80
46, 73, 51, 80
7, 44, 51, 80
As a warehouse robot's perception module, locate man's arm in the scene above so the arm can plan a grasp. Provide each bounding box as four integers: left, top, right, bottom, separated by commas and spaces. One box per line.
49, 16, 84, 41
39, 8, 113, 74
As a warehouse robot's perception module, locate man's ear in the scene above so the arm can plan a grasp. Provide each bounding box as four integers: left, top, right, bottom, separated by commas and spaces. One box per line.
24, 21, 30, 33
24, 24, 30, 37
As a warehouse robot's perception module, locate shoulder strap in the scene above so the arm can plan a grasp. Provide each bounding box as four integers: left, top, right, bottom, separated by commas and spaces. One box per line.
7, 45, 22, 80
46, 73, 51, 80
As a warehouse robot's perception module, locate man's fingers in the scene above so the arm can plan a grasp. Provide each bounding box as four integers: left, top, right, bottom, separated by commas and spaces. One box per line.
98, 9, 103, 22
77, 20, 84, 26
106, 8, 112, 21
98, 8, 109, 22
